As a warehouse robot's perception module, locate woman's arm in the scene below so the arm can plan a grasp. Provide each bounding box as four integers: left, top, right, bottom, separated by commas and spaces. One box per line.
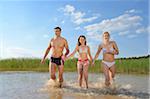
66, 45, 78, 60
93, 44, 102, 63
112, 41, 119, 55
87, 46, 93, 62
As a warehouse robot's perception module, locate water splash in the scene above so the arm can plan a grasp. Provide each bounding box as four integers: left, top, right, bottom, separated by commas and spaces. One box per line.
38, 79, 149, 99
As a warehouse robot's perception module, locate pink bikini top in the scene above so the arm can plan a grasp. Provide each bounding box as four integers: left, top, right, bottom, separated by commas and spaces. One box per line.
78, 46, 88, 54
78, 46, 88, 61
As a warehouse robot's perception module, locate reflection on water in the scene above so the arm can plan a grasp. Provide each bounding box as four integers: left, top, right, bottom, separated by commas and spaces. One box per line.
0, 71, 149, 99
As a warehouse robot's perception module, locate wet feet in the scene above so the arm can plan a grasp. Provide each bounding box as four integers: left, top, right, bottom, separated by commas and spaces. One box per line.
59, 82, 63, 88
105, 81, 110, 87
79, 85, 88, 90
59, 83, 62, 88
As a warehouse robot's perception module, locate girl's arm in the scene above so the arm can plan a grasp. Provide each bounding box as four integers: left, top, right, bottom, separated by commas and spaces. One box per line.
93, 44, 102, 63
87, 46, 93, 62
65, 45, 79, 60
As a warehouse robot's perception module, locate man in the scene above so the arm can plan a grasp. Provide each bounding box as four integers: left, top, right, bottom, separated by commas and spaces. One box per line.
41, 27, 69, 88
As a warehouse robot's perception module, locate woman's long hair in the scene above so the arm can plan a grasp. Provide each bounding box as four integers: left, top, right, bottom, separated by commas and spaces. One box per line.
78, 35, 86, 46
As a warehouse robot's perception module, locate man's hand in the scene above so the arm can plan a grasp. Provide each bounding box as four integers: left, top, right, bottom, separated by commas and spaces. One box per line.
40, 59, 45, 64
61, 55, 66, 61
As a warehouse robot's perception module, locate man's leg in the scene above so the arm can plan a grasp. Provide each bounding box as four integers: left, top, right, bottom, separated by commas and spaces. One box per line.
58, 64, 64, 87
49, 62, 57, 80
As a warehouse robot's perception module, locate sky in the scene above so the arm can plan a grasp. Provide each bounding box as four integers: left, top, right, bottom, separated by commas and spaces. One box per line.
0, 0, 149, 59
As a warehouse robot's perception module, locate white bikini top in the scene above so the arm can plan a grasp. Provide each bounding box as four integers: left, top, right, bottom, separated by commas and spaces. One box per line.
102, 44, 114, 53
79, 46, 88, 53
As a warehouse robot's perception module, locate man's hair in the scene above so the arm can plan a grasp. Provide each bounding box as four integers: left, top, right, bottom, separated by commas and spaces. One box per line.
54, 27, 61, 31
103, 31, 110, 37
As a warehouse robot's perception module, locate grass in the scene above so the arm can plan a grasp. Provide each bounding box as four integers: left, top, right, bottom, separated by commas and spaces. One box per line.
0, 57, 149, 74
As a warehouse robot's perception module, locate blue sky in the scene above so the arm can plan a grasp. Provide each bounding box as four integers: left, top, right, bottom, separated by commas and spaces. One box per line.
0, 0, 149, 59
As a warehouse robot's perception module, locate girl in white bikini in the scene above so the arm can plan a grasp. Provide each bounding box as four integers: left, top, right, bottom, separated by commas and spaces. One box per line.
65, 35, 92, 89
93, 32, 119, 86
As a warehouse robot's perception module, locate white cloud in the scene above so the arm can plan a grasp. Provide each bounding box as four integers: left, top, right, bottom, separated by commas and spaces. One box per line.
73, 11, 85, 19
125, 9, 141, 14
136, 27, 148, 34
86, 32, 102, 41
62, 4, 98, 25
6, 47, 33, 58
84, 10, 147, 40
118, 31, 130, 36
127, 34, 137, 38
75, 26, 81, 30
74, 16, 98, 25
85, 14, 142, 33
63, 5, 75, 14
87, 42, 99, 57
2, 47, 43, 59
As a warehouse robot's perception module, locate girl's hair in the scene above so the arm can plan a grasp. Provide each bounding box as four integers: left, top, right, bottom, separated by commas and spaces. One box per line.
78, 35, 86, 46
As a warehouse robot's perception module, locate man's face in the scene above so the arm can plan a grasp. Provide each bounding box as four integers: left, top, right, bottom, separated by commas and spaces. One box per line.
54, 29, 61, 36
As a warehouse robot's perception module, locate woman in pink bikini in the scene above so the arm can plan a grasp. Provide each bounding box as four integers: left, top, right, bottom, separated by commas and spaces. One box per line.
93, 32, 119, 86
65, 35, 92, 89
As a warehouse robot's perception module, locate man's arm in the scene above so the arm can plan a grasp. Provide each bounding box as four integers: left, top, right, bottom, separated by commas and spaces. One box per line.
64, 39, 69, 57
66, 45, 78, 60
41, 39, 52, 63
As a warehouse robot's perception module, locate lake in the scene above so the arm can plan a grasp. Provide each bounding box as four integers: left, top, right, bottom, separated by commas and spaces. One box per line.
0, 71, 149, 99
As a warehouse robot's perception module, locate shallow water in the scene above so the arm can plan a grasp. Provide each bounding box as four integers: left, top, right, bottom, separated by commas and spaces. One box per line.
0, 71, 149, 99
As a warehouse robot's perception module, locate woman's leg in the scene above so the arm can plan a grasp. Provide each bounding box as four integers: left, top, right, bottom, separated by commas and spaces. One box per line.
108, 70, 112, 81
83, 62, 89, 89
77, 62, 83, 87
101, 62, 111, 86
109, 64, 115, 80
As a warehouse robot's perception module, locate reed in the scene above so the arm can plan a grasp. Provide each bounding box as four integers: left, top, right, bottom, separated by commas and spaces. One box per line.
0, 56, 149, 74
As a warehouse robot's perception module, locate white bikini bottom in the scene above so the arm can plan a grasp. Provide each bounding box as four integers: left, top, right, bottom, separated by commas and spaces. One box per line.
102, 60, 115, 68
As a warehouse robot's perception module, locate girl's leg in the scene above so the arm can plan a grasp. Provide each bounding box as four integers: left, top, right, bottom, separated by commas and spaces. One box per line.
101, 62, 111, 86
83, 62, 89, 89
77, 62, 83, 87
